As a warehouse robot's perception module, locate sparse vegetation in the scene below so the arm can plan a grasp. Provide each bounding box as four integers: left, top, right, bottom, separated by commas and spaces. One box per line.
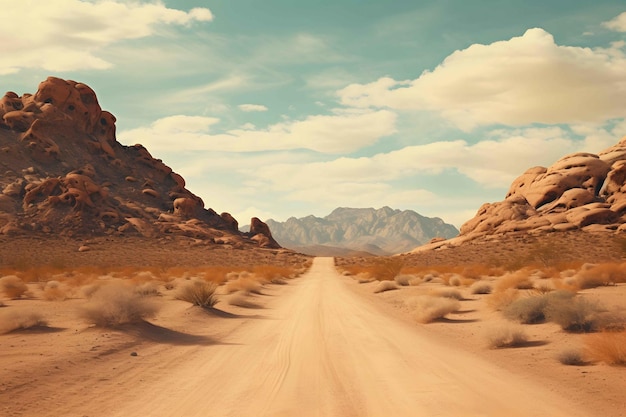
405, 295, 460, 323
0, 308, 47, 334
227, 291, 261, 309
502, 290, 575, 324
0, 275, 29, 299
431, 288, 464, 300
486, 288, 520, 311
485, 324, 529, 348
42, 280, 69, 301
544, 297, 607, 333
584, 331, 626, 366
557, 349, 587, 366
177, 280, 218, 309
470, 281, 492, 294
79, 283, 160, 327
574, 262, 626, 289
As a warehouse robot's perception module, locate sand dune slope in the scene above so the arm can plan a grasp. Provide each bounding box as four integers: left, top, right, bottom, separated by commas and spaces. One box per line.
97, 257, 584, 417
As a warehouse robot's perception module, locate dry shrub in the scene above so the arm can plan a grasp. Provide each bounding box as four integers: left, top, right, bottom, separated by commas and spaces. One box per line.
373, 280, 398, 293
557, 349, 587, 366
0, 308, 47, 334
461, 264, 505, 280
405, 295, 460, 323
486, 288, 520, 311
177, 280, 218, 308
575, 262, 626, 289
370, 258, 404, 281
253, 265, 295, 282
394, 274, 413, 286
430, 288, 464, 300
470, 281, 492, 295
503, 290, 574, 324
485, 324, 529, 348
448, 275, 462, 287
495, 271, 534, 291
0, 275, 28, 299
584, 332, 626, 366
42, 280, 68, 301
225, 277, 263, 294
80, 283, 159, 327
544, 297, 612, 333
134, 281, 160, 297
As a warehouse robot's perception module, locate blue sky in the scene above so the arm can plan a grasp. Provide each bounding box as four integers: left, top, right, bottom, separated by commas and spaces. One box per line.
2, 1, 626, 227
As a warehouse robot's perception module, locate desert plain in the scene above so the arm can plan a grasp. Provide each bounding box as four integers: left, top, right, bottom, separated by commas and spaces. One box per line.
1, 232, 625, 417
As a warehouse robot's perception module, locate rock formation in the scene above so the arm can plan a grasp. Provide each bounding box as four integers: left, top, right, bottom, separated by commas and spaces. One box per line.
259, 207, 459, 255
0, 77, 278, 248
459, 139, 626, 240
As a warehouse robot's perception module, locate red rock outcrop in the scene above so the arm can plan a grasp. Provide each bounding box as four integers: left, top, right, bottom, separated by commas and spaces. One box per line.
248, 217, 280, 248
0, 77, 278, 248
460, 138, 626, 239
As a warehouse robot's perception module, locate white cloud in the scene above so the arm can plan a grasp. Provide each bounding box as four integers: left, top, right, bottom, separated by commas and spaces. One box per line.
338, 28, 626, 130
119, 110, 397, 154
0, 0, 212, 74
238, 104, 268, 112
603, 12, 626, 32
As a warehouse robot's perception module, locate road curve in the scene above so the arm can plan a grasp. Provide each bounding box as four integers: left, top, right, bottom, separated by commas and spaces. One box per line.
110, 257, 586, 417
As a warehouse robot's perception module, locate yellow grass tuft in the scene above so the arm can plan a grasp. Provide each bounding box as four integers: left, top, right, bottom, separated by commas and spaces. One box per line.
0, 275, 29, 299
584, 332, 626, 366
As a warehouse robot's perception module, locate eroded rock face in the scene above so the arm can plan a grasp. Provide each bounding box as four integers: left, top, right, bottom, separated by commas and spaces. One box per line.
0, 78, 276, 248
249, 217, 280, 248
460, 137, 626, 239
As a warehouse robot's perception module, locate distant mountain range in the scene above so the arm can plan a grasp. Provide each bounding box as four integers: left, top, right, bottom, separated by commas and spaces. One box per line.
254, 207, 459, 256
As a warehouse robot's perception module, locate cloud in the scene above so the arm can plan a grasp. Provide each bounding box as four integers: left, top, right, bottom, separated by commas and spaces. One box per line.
603, 12, 626, 32
338, 28, 626, 130
119, 109, 397, 154
0, 0, 212, 74
238, 104, 268, 112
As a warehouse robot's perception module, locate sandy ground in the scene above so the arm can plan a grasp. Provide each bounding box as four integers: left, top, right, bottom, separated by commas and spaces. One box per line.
3, 257, 620, 416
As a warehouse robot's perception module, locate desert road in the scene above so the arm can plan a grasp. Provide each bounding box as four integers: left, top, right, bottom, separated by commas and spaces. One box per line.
4, 257, 590, 417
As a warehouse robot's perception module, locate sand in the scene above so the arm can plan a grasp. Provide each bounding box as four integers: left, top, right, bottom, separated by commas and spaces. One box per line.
3, 257, 622, 416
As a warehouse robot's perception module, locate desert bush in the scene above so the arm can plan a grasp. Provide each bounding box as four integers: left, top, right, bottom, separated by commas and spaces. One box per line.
405, 295, 460, 323
545, 297, 606, 332
503, 290, 575, 324
394, 274, 413, 286
42, 280, 68, 301
485, 324, 529, 348
584, 331, 626, 366
0, 308, 47, 334
373, 280, 398, 293
80, 283, 160, 327
0, 275, 28, 299
486, 288, 520, 311
447, 275, 462, 287
177, 280, 218, 308
575, 263, 626, 289
253, 265, 295, 282
134, 281, 160, 297
431, 288, 464, 300
470, 281, 492, 295
557, 349, 586, 366
370, 258, 404, 281
495, 271, 534, 291
225, 277, 263, 294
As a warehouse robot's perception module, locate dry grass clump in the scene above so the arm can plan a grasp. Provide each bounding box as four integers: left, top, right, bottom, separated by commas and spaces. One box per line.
373, 280, 398, 293
0, 308, 47, 334
544, 297, 615, 333
486, 288, 520, 311
133, 281, 160, 297
253, 265, 296, 282
0, 275, 29, 299
574, 262, 626, 289
405, 295, 460, 323
394, 274, 413, 286
470, 281, 492, 294
177, 280, 218, 308
42, 280, 69, 301
485, 324, 529, 348
225, 276, 264, 294
557, 349, 587, 366
79, 283, 159, 327
495, 270, 534, 291
503, 290, 574, 324
430, 288, 464, 300
369, 258, 404, 281
584, 331, 626, 366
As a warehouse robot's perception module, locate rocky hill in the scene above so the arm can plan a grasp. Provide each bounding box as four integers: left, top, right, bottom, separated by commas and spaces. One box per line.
0, 77, 278, 248
413, 136, 626, 254
262, 207, 459, 255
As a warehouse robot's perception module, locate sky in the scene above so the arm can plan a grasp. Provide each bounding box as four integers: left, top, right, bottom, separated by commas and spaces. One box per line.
2, 1, 626, 228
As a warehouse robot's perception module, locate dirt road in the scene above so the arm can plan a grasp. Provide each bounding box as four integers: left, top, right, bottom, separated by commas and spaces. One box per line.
112, 257, 587, 417
3, 257, 591, 416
